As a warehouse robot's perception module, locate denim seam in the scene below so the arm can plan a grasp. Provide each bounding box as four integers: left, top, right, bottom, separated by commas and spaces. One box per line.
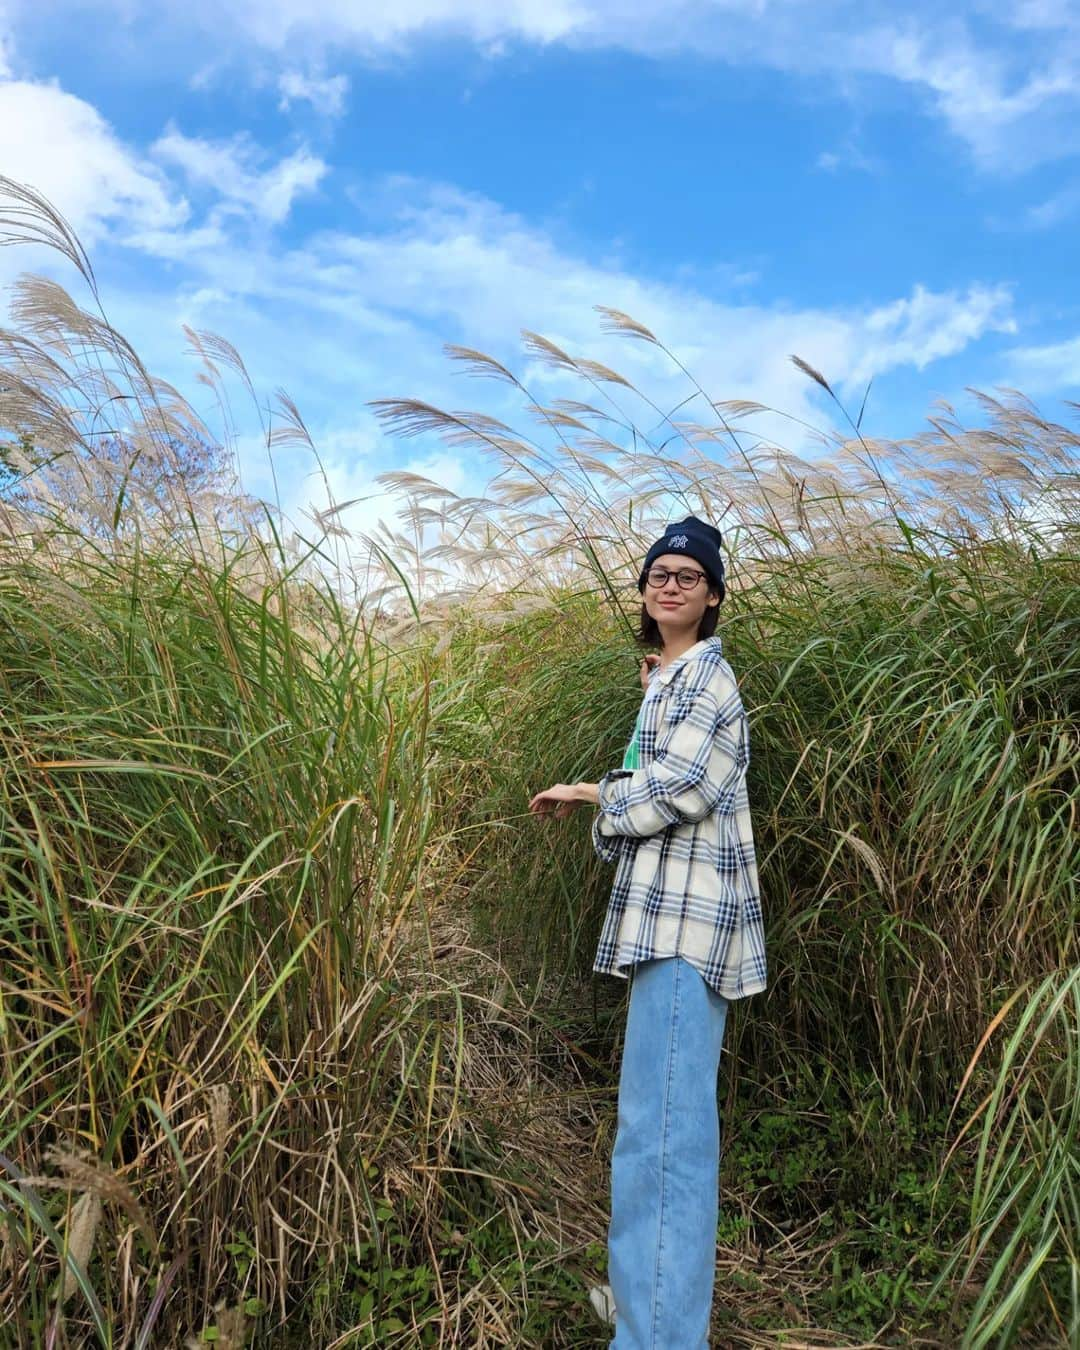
650, 958, 682, 1346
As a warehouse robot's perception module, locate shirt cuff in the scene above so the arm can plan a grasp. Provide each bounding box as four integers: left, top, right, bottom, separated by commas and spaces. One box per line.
591, 771, 633, 858
596, 769, 634, 836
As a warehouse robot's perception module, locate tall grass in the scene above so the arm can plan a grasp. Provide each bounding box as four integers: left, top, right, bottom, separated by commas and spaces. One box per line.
0, 534, 455, 1345
373, 322, 1079, 1343
1, 176, 1078, 1345
932, 966, 1080, 1347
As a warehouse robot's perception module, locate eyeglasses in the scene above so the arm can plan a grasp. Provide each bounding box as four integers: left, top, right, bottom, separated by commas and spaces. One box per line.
645, 566, 707, 590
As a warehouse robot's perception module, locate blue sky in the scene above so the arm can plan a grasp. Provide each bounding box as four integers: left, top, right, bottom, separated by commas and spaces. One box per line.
0, 0, 1077, 544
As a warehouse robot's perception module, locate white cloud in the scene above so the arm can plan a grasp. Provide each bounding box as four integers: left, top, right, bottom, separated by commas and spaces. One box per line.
0, 58, 1027, 553
168, 190, 1014, 581
103, 175, 1016, 455
0, 79, 326, 296
0, 5, 1061, 585
316, 185, 1014, 397
0, 79, 187, 245
847, 283, 1015, 384
852, 21, 1080, 170
277, 68, 349, 116
1005, 334, 1080, 390
100, 0, 1077, 172
151, 127, 328, 225
1022, 182, 1080, 229
998, 1, 1079, 33
306, 438, 472, 553
9, 150, 1009, 574
6, 2, 1080, 172
225, 416, 476, 584
816, 139, 879, 175
226, 0, 585, 49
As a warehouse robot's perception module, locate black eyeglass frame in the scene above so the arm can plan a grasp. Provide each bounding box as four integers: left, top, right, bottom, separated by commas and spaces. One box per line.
644, 566, 710, 591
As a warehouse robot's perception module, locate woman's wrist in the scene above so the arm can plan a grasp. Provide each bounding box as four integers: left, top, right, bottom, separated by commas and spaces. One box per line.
577, 781, 601, 805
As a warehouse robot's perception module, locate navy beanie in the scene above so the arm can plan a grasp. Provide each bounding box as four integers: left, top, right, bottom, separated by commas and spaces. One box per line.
637, 515, 726, 598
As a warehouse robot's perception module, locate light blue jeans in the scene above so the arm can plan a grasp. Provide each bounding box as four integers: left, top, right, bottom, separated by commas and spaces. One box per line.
608, 956, 729, 1349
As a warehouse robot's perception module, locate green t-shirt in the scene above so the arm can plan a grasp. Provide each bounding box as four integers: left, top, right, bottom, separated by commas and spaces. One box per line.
622, 705, 643, 770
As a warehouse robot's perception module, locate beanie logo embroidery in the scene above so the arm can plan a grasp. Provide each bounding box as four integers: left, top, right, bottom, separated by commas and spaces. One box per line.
668, 533, 688, 548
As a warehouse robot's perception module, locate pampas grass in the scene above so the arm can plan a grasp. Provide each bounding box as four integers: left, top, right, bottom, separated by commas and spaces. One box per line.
60, 1191, 102, 1304
1, 173, 1077, 1347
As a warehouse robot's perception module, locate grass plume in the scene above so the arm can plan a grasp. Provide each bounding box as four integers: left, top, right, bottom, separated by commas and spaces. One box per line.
1, 174, 1077, 1347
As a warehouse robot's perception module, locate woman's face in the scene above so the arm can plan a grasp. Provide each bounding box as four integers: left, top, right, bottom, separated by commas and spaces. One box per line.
643, 552, 720, 634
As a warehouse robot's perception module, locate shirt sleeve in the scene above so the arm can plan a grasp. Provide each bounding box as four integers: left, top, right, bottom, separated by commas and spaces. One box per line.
594, 665, 748, 840
590, 805, 632, 863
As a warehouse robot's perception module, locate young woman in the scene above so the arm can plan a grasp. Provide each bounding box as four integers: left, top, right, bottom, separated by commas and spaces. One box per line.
528, 515, 767, 1349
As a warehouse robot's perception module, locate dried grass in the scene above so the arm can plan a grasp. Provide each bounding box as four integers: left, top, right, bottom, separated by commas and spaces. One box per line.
2, 174, 1077, 1348
60, 1190, 102, 1303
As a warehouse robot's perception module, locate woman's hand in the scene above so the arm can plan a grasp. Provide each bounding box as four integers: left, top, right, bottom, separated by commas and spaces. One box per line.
640, 653, 661, 690
528, 782, 597, 819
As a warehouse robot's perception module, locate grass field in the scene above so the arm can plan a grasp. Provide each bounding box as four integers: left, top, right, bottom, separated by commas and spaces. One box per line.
1, 177, 1077, 1347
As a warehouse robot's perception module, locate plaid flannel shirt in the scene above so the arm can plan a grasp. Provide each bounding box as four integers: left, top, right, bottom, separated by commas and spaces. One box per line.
591, 635, 767, 1000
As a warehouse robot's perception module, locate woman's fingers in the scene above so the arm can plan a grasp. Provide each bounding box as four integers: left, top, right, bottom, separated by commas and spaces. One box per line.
531, 801, 571, 818
528, 787, 577, 818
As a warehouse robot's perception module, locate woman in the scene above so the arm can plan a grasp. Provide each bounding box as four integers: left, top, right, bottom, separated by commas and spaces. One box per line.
528, 515, 767, 1349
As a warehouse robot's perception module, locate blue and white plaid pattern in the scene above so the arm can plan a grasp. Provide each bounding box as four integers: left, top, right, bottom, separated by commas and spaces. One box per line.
591, 636, 767, 1000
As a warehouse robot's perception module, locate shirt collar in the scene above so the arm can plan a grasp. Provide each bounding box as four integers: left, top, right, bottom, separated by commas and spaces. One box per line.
651, 635, 720, 686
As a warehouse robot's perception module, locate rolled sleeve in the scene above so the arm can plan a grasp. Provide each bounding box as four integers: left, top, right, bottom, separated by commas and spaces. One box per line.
590, 803, 631, 863
595, 676, 747, 840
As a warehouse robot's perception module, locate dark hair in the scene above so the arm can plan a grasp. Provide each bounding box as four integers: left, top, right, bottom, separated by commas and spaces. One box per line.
634, 577, 724, 649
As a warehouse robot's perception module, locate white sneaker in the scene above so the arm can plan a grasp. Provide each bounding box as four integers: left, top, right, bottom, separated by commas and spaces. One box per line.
588, 1283, 616, 1325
